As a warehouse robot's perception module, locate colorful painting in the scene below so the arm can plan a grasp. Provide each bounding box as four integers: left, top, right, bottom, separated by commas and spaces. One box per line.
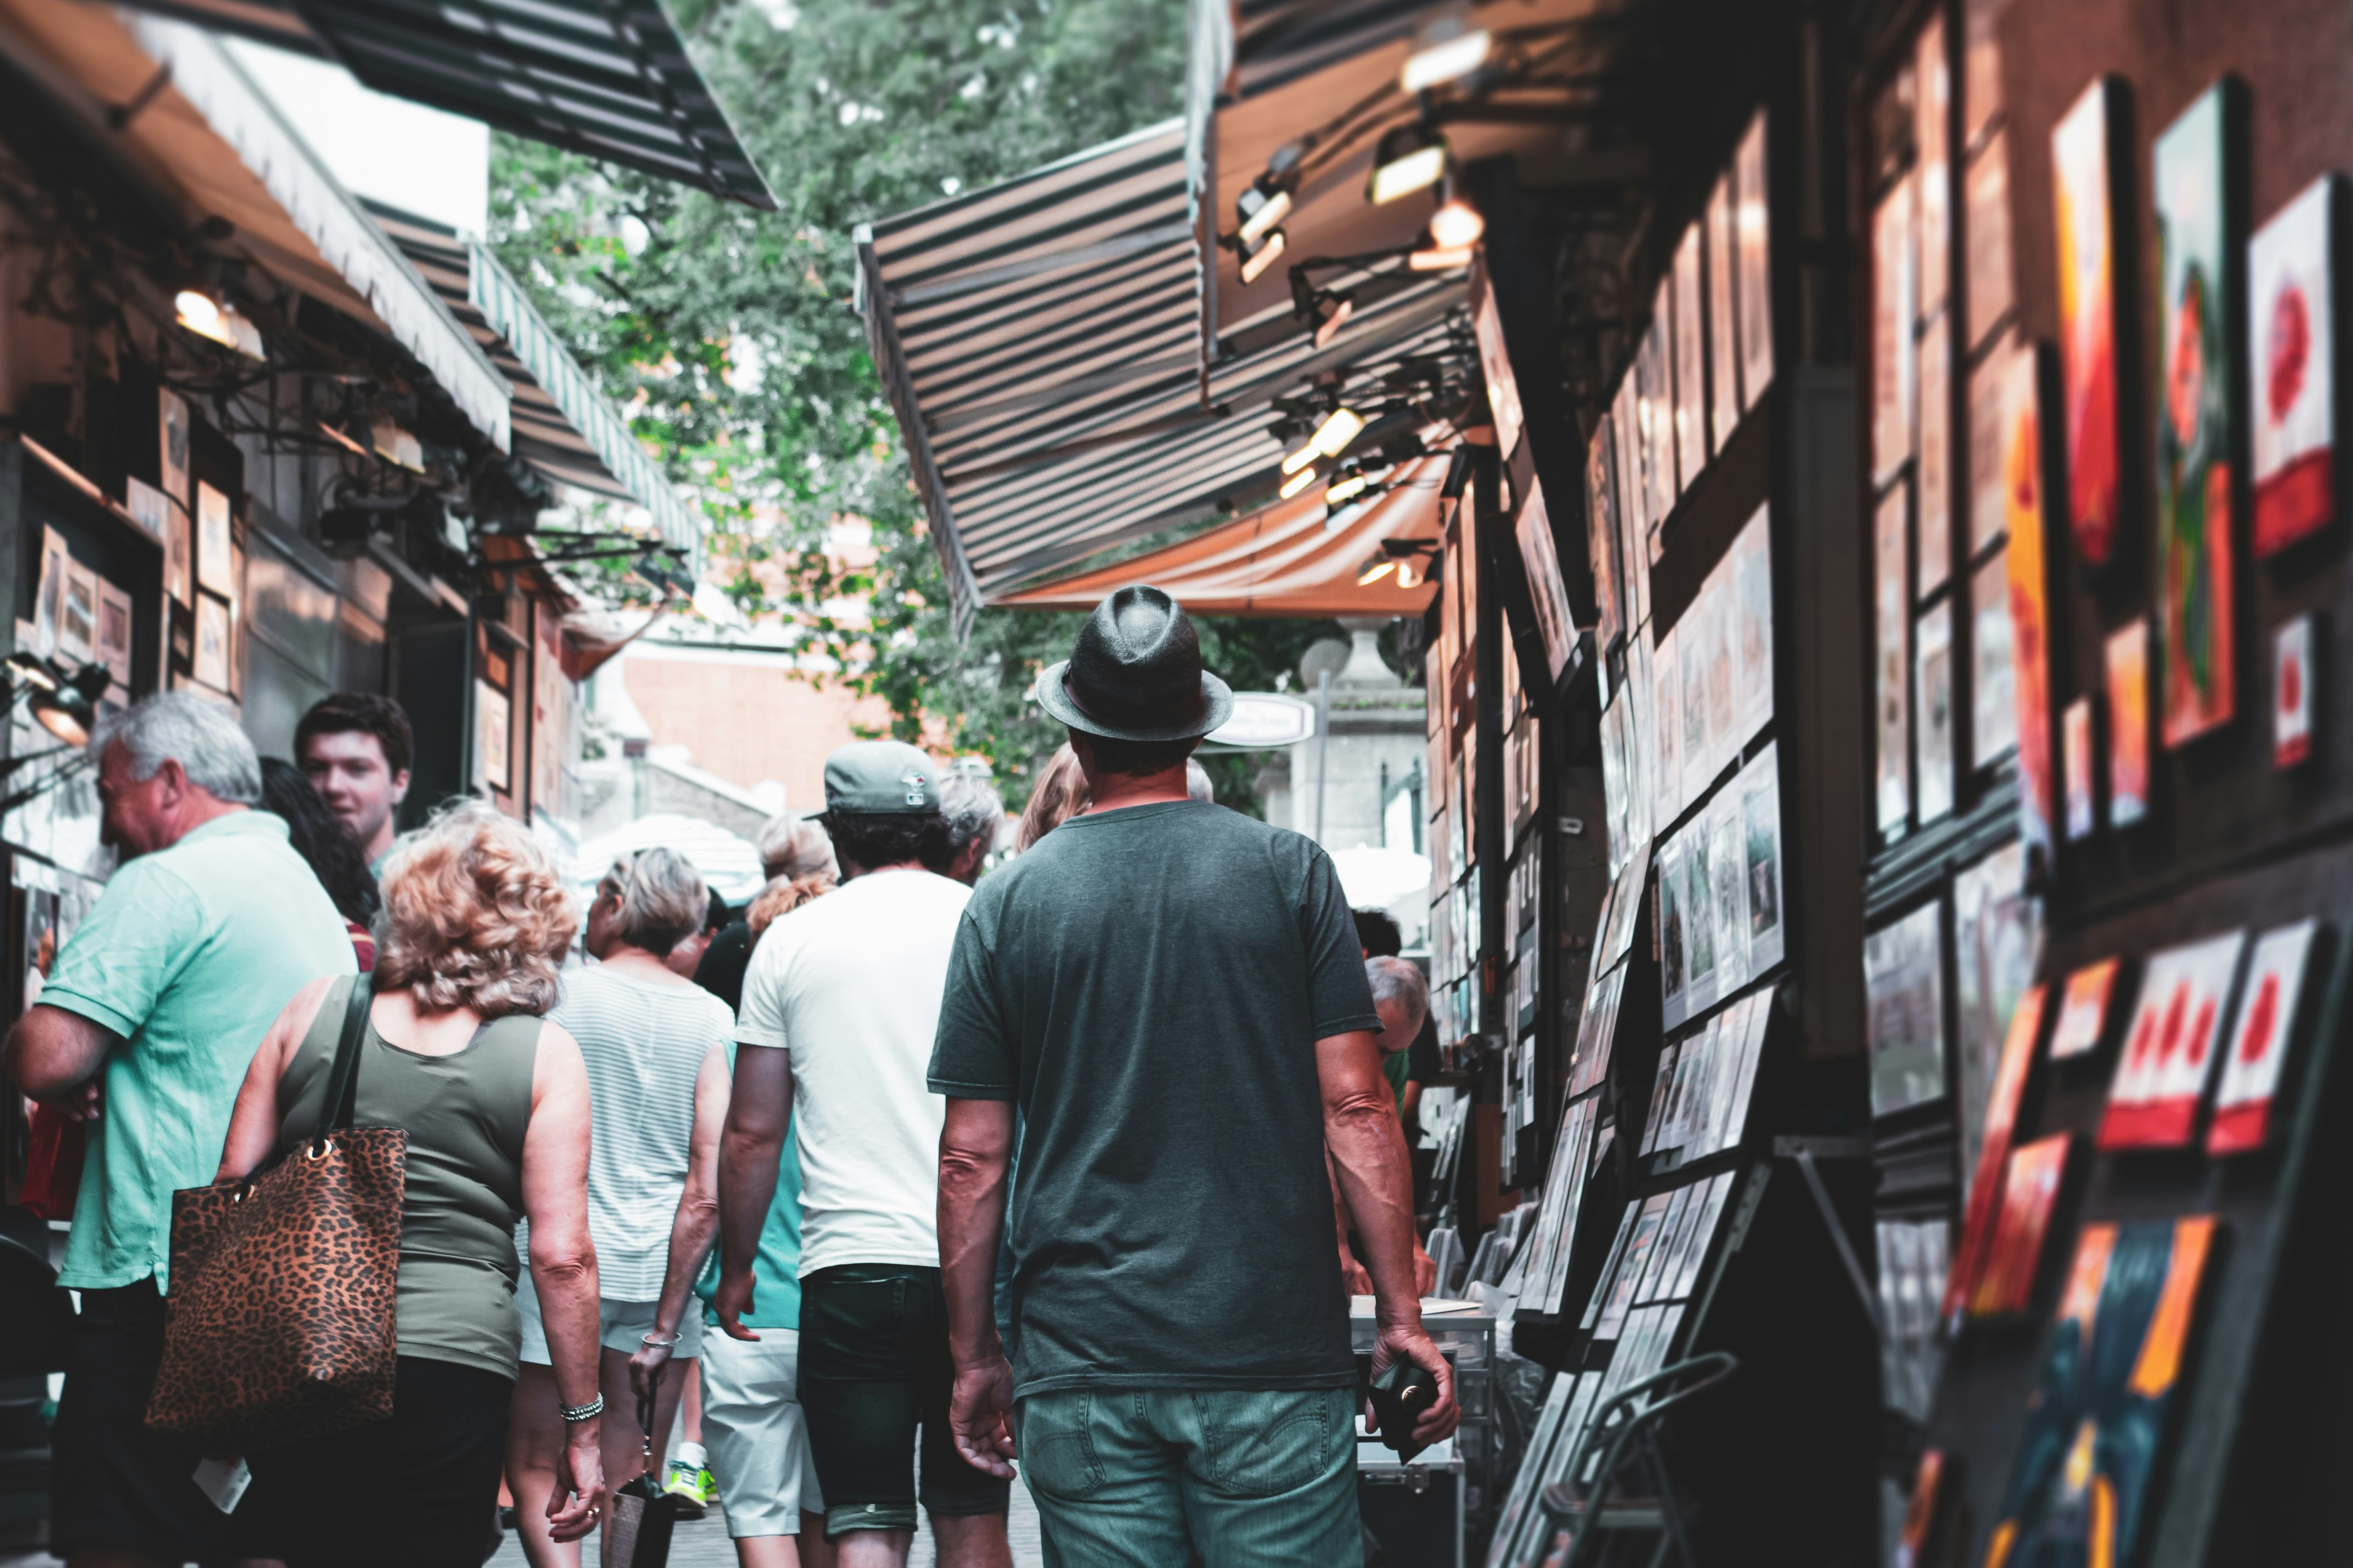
2274, 613, 2314, 767
1970, 1130, 2074, 1318
2250, 176, 2338, 554
1737, 111, 1774, 410
1917, 598, 1955, 821
1876, 484, 1911, 832
2100, 930, 2246, 1150
2107, 621, 2152, 824
2210, 919, 2321, 1154
1709, 172, 1742, 451
2053, 79, 2124, 565
1984, 1218, 2219, 1568
2001, 341, 2056, 865
1866, 900, 1946, 1118
2049, 957, 2121, 1061
2154, 85, 2238, 746
1945, 982, 2046, 1320
2064, 697, 2095, 840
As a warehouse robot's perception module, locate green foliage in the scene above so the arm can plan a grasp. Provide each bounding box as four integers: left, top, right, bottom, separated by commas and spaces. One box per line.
487, 0, 1354, 815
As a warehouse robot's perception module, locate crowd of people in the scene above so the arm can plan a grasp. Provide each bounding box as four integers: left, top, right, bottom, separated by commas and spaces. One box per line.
2, 585, 1458, 1568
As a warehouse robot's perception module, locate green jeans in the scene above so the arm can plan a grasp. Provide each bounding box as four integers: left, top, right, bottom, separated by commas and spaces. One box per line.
1016, 1386, 1363, 1567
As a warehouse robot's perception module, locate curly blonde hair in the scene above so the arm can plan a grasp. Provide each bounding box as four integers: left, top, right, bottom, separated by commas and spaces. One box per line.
747, 871, 837, 943
375, 801, 578, 1017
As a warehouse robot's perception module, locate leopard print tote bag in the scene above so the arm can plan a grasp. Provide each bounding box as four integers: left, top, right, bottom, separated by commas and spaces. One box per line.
146, 975, 407, 1457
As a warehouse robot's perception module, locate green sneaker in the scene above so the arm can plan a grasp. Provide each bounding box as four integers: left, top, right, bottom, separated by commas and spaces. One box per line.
662, 1458, 716, 1519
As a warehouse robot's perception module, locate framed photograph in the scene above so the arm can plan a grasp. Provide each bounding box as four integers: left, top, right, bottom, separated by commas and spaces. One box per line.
2052, 77, 2127, 566
2251, 175, 2340, 555
195, 481, 235, 599
1971, 549, 2018, 766
159, 385, 190, 504
1873, 173, 1917, 483
1708, 172, 1742, 450
2154, 84, 2239, 747
1515, 481, 1578, 685
58, 560, 97, 667
97, 579, 133, 690
192, 593, 230, 691
2107, 620, 2152, 823
1916, 599, 1956, 822
33, 526, 66, 659
1875, 485, 1911, 833
1965, 130, 2015, 352
1736, 111, 1774, 411
1732, 504, 1774, 741
2063, 697, 2096, 839
2275, 612, 2315, 767
1588, 415, 1623, 653
477, 680, 512, 793
1675, 221, 1708, 482
1866, 899, 1947, 1118
2100, 929, 2247, 1149
2210, 919, 2323, 1154
2049, 956, 2123, 1061
1741, 744, 1786, 973
1918, 312, 1953, 595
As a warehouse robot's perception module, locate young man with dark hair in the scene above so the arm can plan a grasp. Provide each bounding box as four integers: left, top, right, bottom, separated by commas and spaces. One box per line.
294, 692, 414, 872
929, 585, 1457, 1564
716, 741, 1010, 1568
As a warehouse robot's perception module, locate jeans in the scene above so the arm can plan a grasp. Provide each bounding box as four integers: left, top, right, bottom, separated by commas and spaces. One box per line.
1016, 1385, 1363, 1568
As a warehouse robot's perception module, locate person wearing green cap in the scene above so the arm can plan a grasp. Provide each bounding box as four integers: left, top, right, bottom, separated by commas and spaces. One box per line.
715, 740, 1011, 1567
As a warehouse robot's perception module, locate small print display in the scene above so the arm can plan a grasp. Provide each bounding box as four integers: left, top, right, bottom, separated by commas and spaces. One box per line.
196, 482, 235, 599
1653, 624, 1682, 825
1972, 550, 2017, 765
1875, 485, 1911, 833
1916, 598, 1955, 822
1708, 172, 1742, 451
2107, 621, 2152, 824
124, 477, 170, 546
2250, 176, 2338, 555
1742, 744, 1786, 974
477, 680, 512, 793
1969, 1130, 2074, 1318
1945, 982, 2046, 1320
1643, 284, 1678, 523
2052, 78, 2125, 565
1679, 601, 1712, 804
1658, 839, 1687, 1021
97, 581, 133, 690
2155, 85, 2239, 747
192, 594, 231, 692
1985, 1218, 2219, 1568
1879, 1219, 1951, 1421
1681, 828, 1718, 1017
2100, 930, 2246, 1150
1615, 380, 1649, 582
1515, 481, 1578, 684
2275, 613, 2315, 767
159, 386, 190, 504
2063, 697, 2095, 840
1675, 222, 1708, 482
1968, 333, 2014, 553
1965, 131, 2014, 351
1703, 563, 1736, 772
57, 560, 96, 667
1736, 111, 1774, 410
1873, 175, 1918, 482
1732, 505, 1774, 743
2048, 957, 2121, 1060
32, 527, 65, 659
1866, 901, 1946, 1118
1954, 841, 2043, 1189
2209, 919, 2321, 1155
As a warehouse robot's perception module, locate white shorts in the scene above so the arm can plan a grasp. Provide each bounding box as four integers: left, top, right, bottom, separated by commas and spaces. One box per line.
700, 1328, 824, 1537
515, 1268, 706, 1365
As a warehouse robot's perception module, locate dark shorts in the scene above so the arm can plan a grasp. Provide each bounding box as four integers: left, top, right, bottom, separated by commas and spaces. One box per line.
50, 1280, 232, 1562
798, 1263, 1011, 1540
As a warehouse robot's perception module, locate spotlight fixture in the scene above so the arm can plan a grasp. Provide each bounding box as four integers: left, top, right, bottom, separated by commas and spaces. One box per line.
1279, 466, 1319, 501
1237, 178, 1294, 248
1239, 228, 1287, 284
1309, 406, 1367, 459
173, 289, 264, 358
1326, 471, 1371, 506
1281, 442, 1320, 476
1398, 560, 1420, 588
1357, 558, 1399, 586
1409, 244, 1476, 271
1311, 291, 1355, 348
6, 654, 110, 747
1429, 196, 1485, 250
1369, 123, 1449, 205
1400, 9, 1491, 93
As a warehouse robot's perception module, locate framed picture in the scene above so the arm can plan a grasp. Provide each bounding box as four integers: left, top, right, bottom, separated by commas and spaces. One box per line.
1998, 340, 2055, 858
1873, 173, 1917, 483
1707, 790, 1747, 994
1515, 481, 1578, 685
2100, 929, 2246, 1149
2210, 919, 2322, 1154
195, 482, 235, 599
1967, 332, 2015, 553
2052, 77, 2127, 566
2274, 612, 2315, 767
58, 560, 97, 668
1675, 221, 1708, 482
1916, 16, 1950, 314
2106, 620, 2152, 823
33, 526, 66, 659
164, 498, 191, 608
2250, 175, 2340, 555
1741, 744, 1786, 973
2049, 956, 2122, 1061
1703, 560, 1736, 773
1472, 277, 1524, 460
1614, 381, 1650, 627
1679, 594, 1712, 803
1875, 484, 1911, 832
1971, 548, 2017, 766
1736, 111, 1774, 411
192, 593, 230, 691
1970, 1131, 2074, 1317
1588, 415, 1623, 653
1649, 277, 1680, 519
2154, 83, 2239, 747
1965, 131, 2015, 352
1916, 597, 1955, 822
159, 385, 190, 505
2063, 696, 2095, 839
1658, 838, 1688, 1023
1919, 312, 1953, 596
1732, 504, 1775, 742
97, 579, 133, 690
124, 476, 169, 547
1953, 839, 2041, 1185
476, 681, 512, 794
1866, 899, 1947, 1118
1708, 172, 1742, 450
1653, 623, 1681, 823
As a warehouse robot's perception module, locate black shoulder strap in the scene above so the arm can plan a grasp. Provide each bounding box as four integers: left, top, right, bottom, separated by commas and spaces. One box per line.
312, 971, 376, 1148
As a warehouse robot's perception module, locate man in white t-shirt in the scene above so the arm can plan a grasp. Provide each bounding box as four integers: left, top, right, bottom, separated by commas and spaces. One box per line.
717, 741, 1011, 1568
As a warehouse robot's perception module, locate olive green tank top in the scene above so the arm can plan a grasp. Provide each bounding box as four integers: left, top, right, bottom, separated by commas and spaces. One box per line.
273, 977, 540, 1380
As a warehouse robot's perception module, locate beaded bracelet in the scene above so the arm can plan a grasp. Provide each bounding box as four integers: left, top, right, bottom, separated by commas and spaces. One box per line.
559, 1394, 605, 1423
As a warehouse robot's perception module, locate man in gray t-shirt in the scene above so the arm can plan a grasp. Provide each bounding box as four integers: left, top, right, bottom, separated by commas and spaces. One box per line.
929, 587, 1458, 1565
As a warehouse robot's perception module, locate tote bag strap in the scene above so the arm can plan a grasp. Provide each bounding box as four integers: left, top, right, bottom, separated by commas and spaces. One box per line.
310, 972, 376, 1152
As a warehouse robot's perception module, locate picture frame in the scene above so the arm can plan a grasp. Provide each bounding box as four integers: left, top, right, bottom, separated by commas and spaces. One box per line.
1875, 484, 1911, 832
1916, 597, 1955, 822
477, 680, 512, 794
2250, 174, 2341, 555
1708, 171, 1742, 450
1736, 110, 1774, 411
1866, 899, 1947, 1119
2210, 919, 2323, 1154
1999, 339, 2055, 860
33, 526, 66, 659
1647, 277, 1680, 521
58, 560, 97, 667
1732, 504, 1775, 743
1741, 744, 1786, 974
2048, 957, 2122, 1060
192, 593, 230, 691
1965, 130, 2014, 352
1971, 548, 2018, 767
2274, 612, 2315, 767
195, 481, 235, 599
1915, 15, 1950, 315
2052, 77, 2128, 566
1873, 172, 1917, 483
1675, 220, 1708, 483
2100, 929, 2247, 1149
2107, 620, 2152, 823
159, 385, 191, 505
1918, 311, 1953, 596
2064, 696, 2096, 839
1588, 414, 1623, 653
97, 579, 133, 691
1515, 480, 1579, 685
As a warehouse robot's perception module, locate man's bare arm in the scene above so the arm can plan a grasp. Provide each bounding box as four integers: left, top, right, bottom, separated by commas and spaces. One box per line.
713, 1043, 792, 1340
938, 1095, 1018, 1478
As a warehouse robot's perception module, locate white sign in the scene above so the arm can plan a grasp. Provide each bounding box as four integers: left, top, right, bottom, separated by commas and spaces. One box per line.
1206, 692, 1317, 749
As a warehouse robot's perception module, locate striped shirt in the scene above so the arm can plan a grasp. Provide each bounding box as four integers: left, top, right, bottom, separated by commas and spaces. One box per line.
534, 965, 734, 1300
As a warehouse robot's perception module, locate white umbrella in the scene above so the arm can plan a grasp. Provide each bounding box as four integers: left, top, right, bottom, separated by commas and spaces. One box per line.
576, 812, 767, 905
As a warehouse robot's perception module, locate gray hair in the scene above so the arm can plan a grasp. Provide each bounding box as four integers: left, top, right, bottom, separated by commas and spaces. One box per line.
90, 690, 261, 804
1185, 758, 1215, 804
756, 813, 837, 881
938, 770, 1006, 854
1367, 956, 1429, 1033
595, 846, 707, 956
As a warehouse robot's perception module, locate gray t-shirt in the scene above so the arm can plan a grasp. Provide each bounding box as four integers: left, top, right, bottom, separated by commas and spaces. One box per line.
929, 800, 1379, 1398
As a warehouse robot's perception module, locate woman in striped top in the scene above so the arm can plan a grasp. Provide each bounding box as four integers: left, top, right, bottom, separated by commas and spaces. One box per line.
506, 847, 736, 1567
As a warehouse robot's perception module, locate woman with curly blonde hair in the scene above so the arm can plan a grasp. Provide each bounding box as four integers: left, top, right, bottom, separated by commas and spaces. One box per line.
215, 801, 607, 1566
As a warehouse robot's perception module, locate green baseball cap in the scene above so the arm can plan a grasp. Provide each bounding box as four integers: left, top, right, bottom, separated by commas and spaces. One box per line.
812, 740, 940, 816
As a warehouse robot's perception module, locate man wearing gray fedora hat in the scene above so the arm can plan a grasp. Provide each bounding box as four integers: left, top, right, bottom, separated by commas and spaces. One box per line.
929, 585, 1457, 1563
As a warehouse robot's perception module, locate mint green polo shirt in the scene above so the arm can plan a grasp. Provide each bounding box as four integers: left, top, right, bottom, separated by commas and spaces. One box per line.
42, 809, 359, 1293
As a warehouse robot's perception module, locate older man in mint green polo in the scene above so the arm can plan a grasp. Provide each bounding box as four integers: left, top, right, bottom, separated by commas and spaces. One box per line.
3, 690, 356, 1568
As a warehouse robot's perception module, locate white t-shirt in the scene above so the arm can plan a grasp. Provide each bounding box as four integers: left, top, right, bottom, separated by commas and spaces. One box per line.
735, 868, 972, 1276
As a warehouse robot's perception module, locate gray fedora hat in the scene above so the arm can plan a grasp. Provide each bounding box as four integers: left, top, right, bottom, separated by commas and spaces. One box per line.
1035, 585, 1234, 744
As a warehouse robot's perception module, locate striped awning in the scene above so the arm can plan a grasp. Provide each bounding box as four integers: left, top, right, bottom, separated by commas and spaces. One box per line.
858, 119, 1467, 633
114, 0, 774, 208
